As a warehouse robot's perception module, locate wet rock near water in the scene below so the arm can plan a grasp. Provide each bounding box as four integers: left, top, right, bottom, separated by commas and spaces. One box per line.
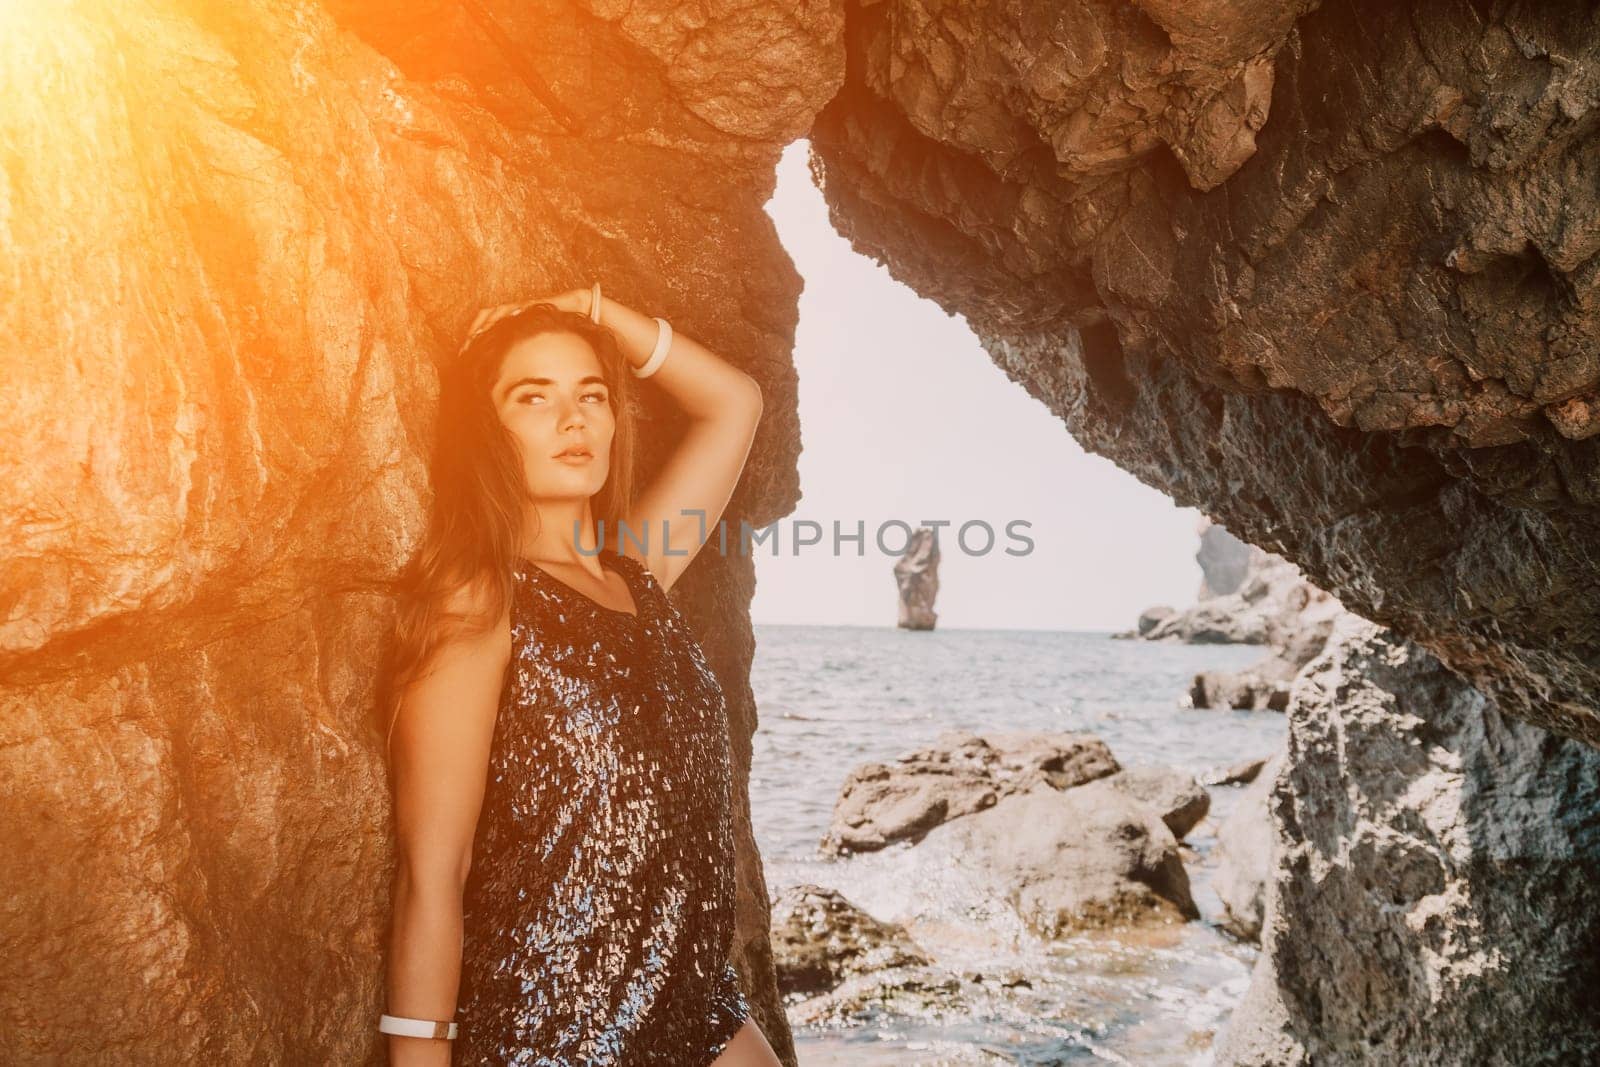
1202, 756, 1270, 787
769, 884, 932, 997
780, 965, 969, 1029
767, 883, 1048, 1030
1191, 665, 1293, 713
923, 788, 1200, 938
820, 729, 1120, 856
820, 731, 1215, 938
1074, 766, 1211, 841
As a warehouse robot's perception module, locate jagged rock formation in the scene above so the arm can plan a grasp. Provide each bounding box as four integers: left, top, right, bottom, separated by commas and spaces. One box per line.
893, 525, 940, 629
811, 0, 1600, 747
1215, 617, 1600, 1064
1141, 548, 1343, 651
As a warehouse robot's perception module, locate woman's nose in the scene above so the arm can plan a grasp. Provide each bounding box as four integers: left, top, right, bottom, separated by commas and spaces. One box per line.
558, 399, 587, 430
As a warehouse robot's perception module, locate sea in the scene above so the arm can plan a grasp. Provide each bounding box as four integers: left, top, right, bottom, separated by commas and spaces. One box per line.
747, 624, 1284, 1066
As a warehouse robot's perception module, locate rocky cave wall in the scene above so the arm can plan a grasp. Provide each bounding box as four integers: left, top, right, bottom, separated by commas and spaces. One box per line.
0, 1, 839, 1062
1218, 616, 1600, 1064
810, 0, 1600, 748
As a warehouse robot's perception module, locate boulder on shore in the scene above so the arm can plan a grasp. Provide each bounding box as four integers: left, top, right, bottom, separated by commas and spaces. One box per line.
922, 788, 1199, 938
1076, 766, 1211, 841
769, 884, 932, 997
820, 729, 1120, 855
1191, 665, 1293, 712
1137, 605, 1176, 636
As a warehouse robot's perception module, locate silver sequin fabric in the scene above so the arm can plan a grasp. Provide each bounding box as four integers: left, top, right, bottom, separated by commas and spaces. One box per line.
455, 547, 750, 1065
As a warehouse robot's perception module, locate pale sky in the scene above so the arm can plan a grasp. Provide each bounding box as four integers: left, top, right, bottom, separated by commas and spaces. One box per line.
748, 141, 1206, 632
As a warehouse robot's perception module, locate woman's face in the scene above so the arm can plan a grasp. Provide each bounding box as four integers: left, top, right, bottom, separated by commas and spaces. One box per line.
492, 330, 616, 503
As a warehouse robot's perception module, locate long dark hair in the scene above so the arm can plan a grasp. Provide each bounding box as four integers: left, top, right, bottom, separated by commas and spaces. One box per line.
378, 303, 640, 753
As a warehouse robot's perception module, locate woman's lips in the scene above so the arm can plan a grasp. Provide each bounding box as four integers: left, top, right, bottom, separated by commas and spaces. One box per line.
554, 451, 593, 463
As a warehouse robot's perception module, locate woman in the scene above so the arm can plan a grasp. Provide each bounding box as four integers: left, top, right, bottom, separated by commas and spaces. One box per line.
379, 283, 779, 1067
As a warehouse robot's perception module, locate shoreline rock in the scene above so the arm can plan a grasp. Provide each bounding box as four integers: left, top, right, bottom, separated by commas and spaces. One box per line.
770, 884, 932, 997
820, 730, 1120, 856
1214, 619, 1600, 1064
924, 788, 1200, 937
822, 730, 1213, 938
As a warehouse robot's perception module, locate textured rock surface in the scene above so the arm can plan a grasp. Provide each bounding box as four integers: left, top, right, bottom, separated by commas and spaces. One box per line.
768, 883, 932, 996
821, 729, 1120, 855
922, 788, 1200, 937
1215, 619, 1600, 1064
10, 1, 1600, 1062
1149, 543, 1344, 648
811, 0, 1600, 746
0, 2, 842, 1062
1077, 765, 1212, 840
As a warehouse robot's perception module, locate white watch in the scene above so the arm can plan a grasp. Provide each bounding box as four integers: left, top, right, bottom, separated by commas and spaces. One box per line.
379, 1013, 459, 1040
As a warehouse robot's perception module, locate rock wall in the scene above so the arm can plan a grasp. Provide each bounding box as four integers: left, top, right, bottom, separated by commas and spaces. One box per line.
810, 0, 1600, 747
1215, 617, 1600, 1064
0, 1, 840, 1062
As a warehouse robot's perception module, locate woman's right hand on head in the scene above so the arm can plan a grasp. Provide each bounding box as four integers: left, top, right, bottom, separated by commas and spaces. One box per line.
463, 289, 588, 349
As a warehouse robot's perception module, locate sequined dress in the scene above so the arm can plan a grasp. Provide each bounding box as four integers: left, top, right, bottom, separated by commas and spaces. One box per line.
455, 547, 750, 1065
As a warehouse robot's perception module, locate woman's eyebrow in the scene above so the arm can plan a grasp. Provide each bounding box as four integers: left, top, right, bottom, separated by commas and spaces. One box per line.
498, 375, 608, 400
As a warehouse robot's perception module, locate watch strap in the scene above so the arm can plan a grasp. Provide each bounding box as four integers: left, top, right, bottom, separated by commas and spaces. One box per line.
379, 1013, 458, 1040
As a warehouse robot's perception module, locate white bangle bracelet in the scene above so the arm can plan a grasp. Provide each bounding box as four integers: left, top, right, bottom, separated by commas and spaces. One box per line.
379, 1013, 458, 1040
589, 281, 602, 325
633, 316, 672, 379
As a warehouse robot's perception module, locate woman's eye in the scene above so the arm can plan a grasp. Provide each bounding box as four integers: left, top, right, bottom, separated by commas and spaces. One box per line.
519, 394, 544, 404
583, 392, 607, 403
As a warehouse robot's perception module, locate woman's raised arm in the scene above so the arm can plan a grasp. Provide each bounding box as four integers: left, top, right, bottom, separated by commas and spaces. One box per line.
591, 293, 763, 592
384, 579, 510, 1066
